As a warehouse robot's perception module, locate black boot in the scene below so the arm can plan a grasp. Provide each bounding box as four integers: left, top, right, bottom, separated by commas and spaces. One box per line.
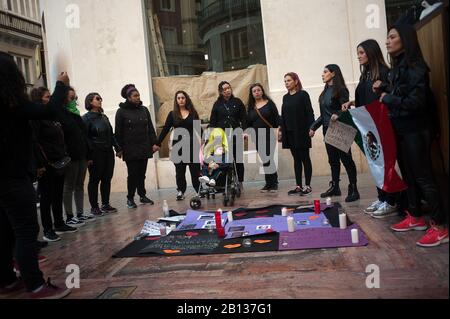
345, 183, 360, 202
320, 181, 341, 198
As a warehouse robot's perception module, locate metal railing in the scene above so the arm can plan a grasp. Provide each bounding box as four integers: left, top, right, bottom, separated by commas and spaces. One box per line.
0, 10, 42, 39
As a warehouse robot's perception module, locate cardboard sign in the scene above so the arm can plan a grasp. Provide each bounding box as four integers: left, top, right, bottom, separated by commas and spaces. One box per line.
325, 120, 358, 153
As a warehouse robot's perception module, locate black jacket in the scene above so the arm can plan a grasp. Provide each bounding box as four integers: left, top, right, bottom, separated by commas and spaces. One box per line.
83, 111, 120, 156
381, 53, 433, 134
281, 90, 315, 149
311, 86, 349, 134
355, 65, 390, 107
31, 120, 66, 169
115, 101, 157, 162
0, 81, 67, 180
210, 97, 247, 130
58, 109, 90, 161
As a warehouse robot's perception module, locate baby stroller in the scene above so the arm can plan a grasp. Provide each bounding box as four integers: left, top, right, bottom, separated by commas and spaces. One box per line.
190, 128, 241, 209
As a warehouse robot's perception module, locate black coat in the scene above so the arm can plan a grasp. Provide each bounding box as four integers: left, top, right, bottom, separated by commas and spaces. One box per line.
281, 90, 315, 149
58, 109, 90, 161
31, 120, 67, 169
115, 101, 157, 162
381, 53, 433, 134
210, 97, 247, 130
0, 81, 67, 180
83, 111, 120, 157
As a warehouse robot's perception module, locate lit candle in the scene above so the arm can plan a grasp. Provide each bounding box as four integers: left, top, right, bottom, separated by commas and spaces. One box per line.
326, 197, 332, 206
351, 229, 359, 244
339, 214, 347, 230
287, 216, 296, 233
281, 207, 288, 217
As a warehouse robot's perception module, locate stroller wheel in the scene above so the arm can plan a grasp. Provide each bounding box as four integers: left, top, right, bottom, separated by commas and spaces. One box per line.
212, 193, 216, 200
223, 196, 229, 207
190, 197, 202, 210
206, 193, 210, 200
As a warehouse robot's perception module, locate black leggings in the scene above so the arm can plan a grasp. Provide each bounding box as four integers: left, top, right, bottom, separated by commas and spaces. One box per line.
126, 159, 148, 199
325, 143, 357, 185
289, 147, 312, 188
88, 149, 115, 208
38, 167, 65, 232
175, 163, 201, 193
256, 129, 278, 187
396, 130, 446, 225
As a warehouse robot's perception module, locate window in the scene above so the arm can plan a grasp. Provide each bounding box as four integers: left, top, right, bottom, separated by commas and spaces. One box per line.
168, 64, 181, 75
161, 27, 178, 46
160, 0, 175, 12
11, 54, 34, 85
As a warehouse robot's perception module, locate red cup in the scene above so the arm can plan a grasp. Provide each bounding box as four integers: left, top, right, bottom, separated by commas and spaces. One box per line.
314, 200, 321, 214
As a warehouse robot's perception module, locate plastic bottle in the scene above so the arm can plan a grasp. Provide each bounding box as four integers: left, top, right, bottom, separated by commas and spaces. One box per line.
163, 200, 170, 217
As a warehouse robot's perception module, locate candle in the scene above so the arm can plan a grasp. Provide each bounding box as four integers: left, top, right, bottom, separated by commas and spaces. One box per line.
160, 226, 167, 236
314, 200, 321, 214
281, 207, 288, 217
339, 213, 347, 229
215, 210, 225, 238
351, 229, 359, 244
326, 197, 332, 206
227, 211, 234, 222
287, 216, 296, 233
170, 224, 177, 231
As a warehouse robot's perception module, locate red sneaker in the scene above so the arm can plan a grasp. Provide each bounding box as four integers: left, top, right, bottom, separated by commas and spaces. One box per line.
391, 212, 428, 232
28, 279, 72, 299
417, 226, 449, 248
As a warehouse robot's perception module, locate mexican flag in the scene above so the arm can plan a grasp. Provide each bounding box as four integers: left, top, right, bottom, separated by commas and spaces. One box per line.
339, 100, 407, 193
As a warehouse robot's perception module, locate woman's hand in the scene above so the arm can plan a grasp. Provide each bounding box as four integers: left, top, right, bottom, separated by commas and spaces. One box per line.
278, 130, 282, 143
87, 160, 94, 167
309, 130, 315, 138
379, 93, 388, 103
331, 114, 339, 122
37, 167, 46, 178
341, 101, 354, 112
116, 151, 123, 159
373, 80, 383, 93
57, 72, 70, 86
152, 145, 160, 153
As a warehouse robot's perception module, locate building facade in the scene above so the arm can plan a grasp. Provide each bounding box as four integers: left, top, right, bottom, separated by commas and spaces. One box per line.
41, 0, 399, 192
0, 0, 43, 86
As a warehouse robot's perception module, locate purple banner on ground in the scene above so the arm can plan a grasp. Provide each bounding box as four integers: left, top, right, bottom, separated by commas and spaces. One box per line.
278, 224, 369, 250
224, 213, 331, 239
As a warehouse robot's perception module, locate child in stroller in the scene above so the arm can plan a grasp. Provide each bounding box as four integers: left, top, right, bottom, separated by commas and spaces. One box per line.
190, 128, 240, 209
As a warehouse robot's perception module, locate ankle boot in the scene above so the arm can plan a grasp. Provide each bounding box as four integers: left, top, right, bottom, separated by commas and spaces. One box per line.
320, 181, 341, 198
345, 183, 360, 202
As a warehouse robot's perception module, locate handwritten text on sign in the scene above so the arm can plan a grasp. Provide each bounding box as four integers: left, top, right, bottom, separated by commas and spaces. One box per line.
325, 120, 357, 153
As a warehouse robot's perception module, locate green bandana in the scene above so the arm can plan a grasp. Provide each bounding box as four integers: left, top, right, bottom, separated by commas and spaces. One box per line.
66, 100, 80, 116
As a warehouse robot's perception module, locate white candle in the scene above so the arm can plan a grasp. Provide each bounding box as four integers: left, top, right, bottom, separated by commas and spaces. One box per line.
287, 216, 296, 233
339, 214, 347, 230
282, 207, 288, 217
326, 197, 332, 206
170, 224, 177, 231
351, 229, 359, 244
227, 211, 233, 222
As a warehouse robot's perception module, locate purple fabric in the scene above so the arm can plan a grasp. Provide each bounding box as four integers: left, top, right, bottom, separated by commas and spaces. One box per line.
279, 224, 368, 250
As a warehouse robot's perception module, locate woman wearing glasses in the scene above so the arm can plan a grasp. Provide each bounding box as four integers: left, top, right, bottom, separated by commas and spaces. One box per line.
83, 93, 122, 216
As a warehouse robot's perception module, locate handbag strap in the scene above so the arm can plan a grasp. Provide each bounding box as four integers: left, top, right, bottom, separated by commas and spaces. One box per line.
255, 106, 273, 129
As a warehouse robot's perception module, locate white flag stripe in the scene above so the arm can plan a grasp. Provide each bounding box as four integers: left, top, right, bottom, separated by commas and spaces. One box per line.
349, 107, 385, 189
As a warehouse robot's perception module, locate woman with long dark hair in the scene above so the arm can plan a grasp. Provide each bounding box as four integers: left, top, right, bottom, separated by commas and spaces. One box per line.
157, 91, 201, 200
0, 51, 71, 298
115, 84, 159, 209
247, 83, 280, 192
310, 64, 360, 202
210, 81, 247, 191
280, 73, 315, 196
376, 24, 447, 247
83, 93, 121, 216
341, 39, 400, 217
30, 87, 74, 242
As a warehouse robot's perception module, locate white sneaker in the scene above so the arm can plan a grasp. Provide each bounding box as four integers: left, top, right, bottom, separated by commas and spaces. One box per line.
372, 202, 398, 219
199, 176, 210, 184
364, 200, 383, 214
208, 179, 216, 187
